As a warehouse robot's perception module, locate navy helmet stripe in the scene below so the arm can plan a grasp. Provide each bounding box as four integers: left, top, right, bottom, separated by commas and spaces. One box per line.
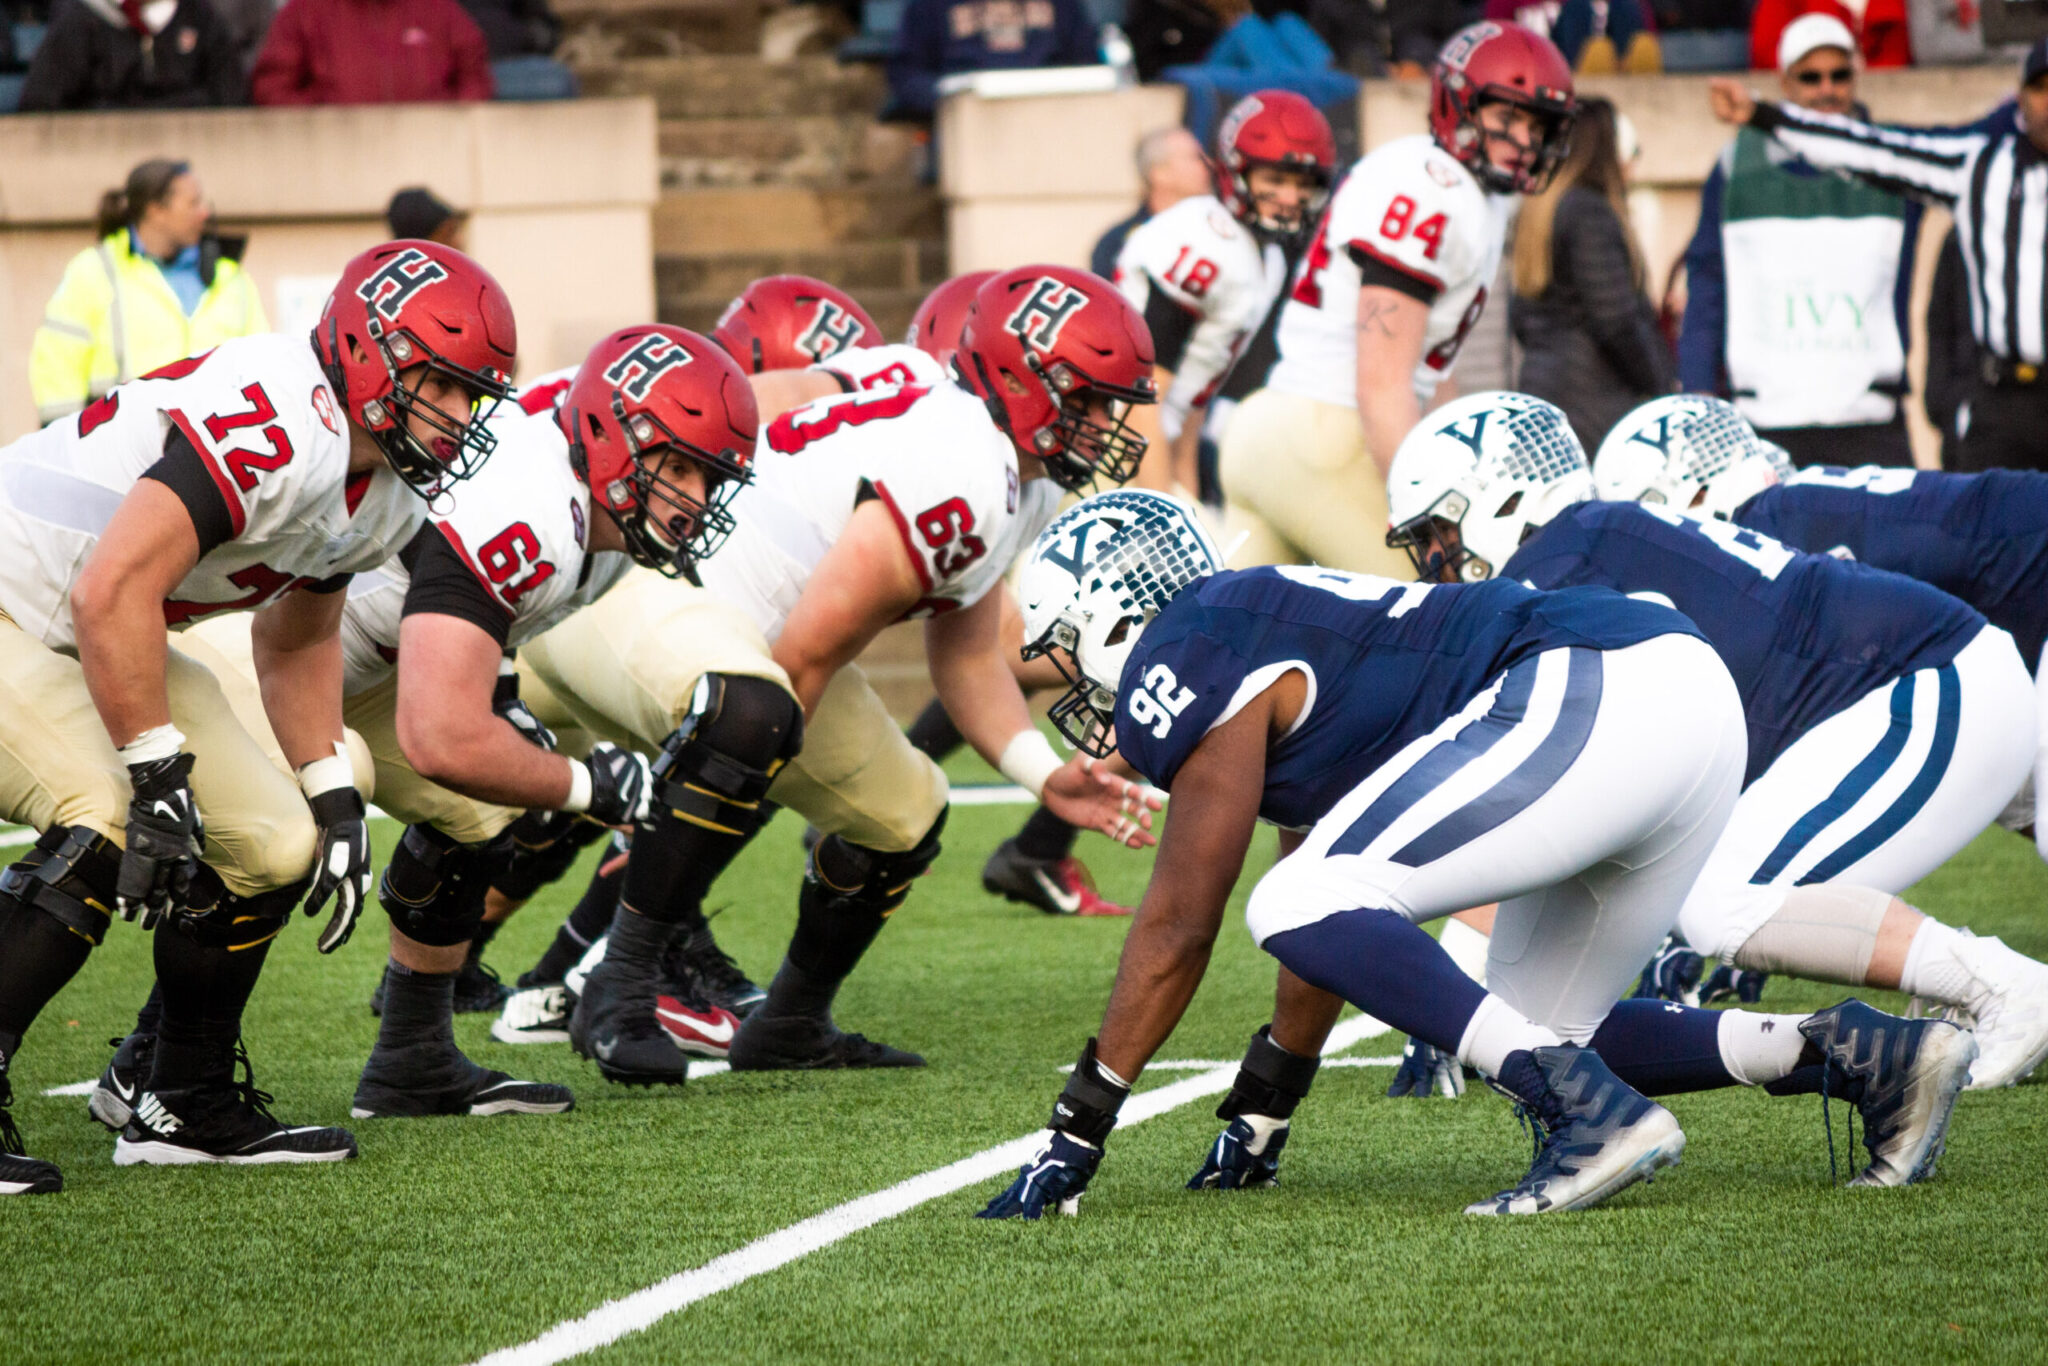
1391, 648, 1605, 868
1800, 664, 1961, 884
1328, 655, 1539, 859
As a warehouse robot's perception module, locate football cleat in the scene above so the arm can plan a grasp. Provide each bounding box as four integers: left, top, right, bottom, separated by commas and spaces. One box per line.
1800, 999, 1976, 1187
663, 925, 766, 1018
370, 956, 510, 1017
980, 839, 1132, 917
727, 1012, 924, 1070
569, 957, 691, 1087
0, 1070, 62, 1196
1465, 1045, 1684, 1216
492, 984, 573, 1045
351, 1039, 573, 1118
1386, 1036, 1465, 1098
114, 1048, 357, 1167
88, 1032, 153, 1132
1631, 935, 1705, 1007
654, 994, 741, 1060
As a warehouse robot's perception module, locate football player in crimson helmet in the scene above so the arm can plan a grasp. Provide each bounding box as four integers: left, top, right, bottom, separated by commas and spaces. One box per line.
712, 274, 882, 374
314, 238, 518, 497
956, 265, 1159, 491
563, 324, 759, 581
1215, 90, 1337, 244
1430, 20, 1577, 194
907, 270, 996, 364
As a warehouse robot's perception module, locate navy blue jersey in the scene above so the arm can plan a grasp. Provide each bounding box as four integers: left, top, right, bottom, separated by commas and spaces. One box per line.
1737, 466, 2048, 671
1504, 501, 1985, 786
1115, 565, 1698, 830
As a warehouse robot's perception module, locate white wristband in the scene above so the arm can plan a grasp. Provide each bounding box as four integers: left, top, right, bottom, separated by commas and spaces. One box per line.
563, 758, 593, 813
117, 724, 186, 768
997, 730, 1063, 802
297, 742, 354, 801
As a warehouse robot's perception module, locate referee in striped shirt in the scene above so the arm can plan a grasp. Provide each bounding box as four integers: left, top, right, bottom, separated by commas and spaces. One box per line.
1710, 44, 2048, 473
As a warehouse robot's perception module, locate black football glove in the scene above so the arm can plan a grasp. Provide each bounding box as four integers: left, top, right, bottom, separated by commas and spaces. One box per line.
303, 785, 372, 953
1385, 1035, 1466, 1098
1189, 1116, 1291, 1189
1701, 963, 1768, 1005
582, 742, 653, 827
1632, 934, 1706, 1006
493, 669, 556, 752
979, 1038, 1128, 1219
116, 752, 204, 929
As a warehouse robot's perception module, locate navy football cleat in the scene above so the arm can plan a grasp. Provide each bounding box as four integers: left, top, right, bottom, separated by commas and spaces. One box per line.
1466, 1045, 1684, 1216
1800, 999, 1976, 1187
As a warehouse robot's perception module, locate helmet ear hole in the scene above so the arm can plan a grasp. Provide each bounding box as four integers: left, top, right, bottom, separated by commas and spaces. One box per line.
1495, 490, 1523, 518
1105, 616, 1134, 648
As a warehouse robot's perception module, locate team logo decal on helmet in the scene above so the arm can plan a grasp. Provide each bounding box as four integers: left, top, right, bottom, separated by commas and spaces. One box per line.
1593, 395, 1791, 522
356, 248, 450, 322
603, 331, 693, 401
1006, 278, 1090, 352
796, 301, 868, 362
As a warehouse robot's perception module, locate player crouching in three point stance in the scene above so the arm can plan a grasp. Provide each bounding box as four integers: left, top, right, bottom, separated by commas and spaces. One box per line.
0, 240, 517, 1195
979, 487, 1978, 1221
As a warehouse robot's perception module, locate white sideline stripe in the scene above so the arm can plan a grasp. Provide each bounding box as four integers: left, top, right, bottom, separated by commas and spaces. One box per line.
41, 1080, 97, 1097
471, 1013, 1392, 1366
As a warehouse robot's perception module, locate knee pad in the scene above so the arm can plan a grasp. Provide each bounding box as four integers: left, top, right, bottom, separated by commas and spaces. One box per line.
175, 868, 305, 950
0, 826, 122, 946
1729, 883, 1893, 980
378, 824, 501, 947
489, 808, 608, 902
809, 807, 948, 916
651, 673, 804, 838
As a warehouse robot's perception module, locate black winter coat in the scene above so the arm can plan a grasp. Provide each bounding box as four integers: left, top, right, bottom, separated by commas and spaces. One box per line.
1510, 186, 1674, 453
20, 0, 245, 110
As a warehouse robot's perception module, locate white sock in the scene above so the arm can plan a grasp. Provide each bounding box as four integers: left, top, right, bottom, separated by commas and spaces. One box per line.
1457, 994, 1562, 1078
1899, 919, 1978, 1006
1715, 1011, 1813, 1086
1439, 916, 1490, 986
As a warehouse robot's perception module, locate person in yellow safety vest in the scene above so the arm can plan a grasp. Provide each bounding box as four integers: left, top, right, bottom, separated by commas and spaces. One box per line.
29, 158, 268, 427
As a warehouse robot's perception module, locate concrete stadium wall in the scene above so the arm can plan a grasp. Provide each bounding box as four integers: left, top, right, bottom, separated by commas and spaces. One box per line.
941, 67, 2019, 466
0, 98, 658, 441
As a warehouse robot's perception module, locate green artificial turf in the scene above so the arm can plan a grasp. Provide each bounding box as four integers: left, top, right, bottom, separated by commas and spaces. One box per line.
2, 804, 2044, 1365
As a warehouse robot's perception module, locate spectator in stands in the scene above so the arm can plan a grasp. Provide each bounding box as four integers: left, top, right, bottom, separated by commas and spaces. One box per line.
1307, 0, 1467, 78
1679, 14, 1919, 467
1127, 0, 1226, 82
251, 0, 493, 104
1751, 0, 1908, 69
1089, 126, 1210, 278
458, 0, 559, 57
1510, 97, 1673, 450
29, 159, 267, 427
886, 0, 1101, 122
387, 186, 468, 250
1923, 226, 1977, 469
212, 0, 282, 72
1486, 0, 1660, 71
20, 0, 244, 109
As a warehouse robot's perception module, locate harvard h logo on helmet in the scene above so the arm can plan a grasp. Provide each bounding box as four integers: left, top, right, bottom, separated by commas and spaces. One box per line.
1006, 278, 1090, 353
355, 247, 450, 324
603, 331, 693, 402
796, 301, 868, 362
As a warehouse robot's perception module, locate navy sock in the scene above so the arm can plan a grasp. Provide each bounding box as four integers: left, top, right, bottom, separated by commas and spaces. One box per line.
1263, 908, 1486, 1054
1589, 999, 1738, 1096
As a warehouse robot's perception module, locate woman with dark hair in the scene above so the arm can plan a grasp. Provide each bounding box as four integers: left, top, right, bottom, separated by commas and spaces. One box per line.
1509, 96, 1673, 451
28, 160, 268, 427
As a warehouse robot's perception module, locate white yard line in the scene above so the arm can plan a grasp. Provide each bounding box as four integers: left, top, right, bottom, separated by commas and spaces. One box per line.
471, 1013, 1392, 1366
40, 1080, 97, 1097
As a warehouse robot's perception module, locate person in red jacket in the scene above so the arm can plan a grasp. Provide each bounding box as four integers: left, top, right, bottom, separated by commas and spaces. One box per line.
1750, 0, 1910, 70
251, 0, 494, 105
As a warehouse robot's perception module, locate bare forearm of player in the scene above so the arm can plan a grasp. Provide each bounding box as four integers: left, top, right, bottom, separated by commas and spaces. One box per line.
72, 481, 202, 748
773, 501, 923, 716
1354, 285, 1430, 479
394, 613, 574, 807
251, 591, 349, 770
1093, 704, 1267, 1081
925, 589, 1033, 767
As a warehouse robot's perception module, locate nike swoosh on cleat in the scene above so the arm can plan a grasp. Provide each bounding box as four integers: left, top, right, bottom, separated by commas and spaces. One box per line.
594, 1038, 618, 1060
1030, 869, 1081, 914
656, 1006, 736, 1044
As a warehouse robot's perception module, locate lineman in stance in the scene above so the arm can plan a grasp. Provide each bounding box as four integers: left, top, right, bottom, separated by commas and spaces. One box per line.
0, 240, 516, 1192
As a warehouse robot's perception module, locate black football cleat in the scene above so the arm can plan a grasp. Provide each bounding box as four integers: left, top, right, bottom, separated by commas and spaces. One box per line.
663, 925, 766, 1018
980, 838, 1131, 916
0, 1070, 61, 1196
569, 959, 691, 1087
1800, 999, 1977, 1187
114, 1048, 357, 1168
726, 1012, 924, 1070
88, 1032, 154, 1132
1466, 1045, 1684, 1215
352, 1038, 573, 1118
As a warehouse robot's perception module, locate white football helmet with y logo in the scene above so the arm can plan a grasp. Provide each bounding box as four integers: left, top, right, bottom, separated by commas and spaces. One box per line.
1386, 391, 1593, 581
1018, 490, 1224, 755
1593, 395, 1793, 522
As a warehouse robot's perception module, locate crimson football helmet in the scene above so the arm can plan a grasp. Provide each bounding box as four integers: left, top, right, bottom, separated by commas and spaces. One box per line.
1430, 21, 1576, 195
906, 270, 996, 366
561, 325, 757, 580
1214, 90, 1336, 242
955, 266, 1157, 492
711, 275, 881, 373
314, 239, 517, 497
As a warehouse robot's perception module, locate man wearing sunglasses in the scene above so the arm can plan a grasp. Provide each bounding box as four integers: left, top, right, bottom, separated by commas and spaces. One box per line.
1681, 15, 1920, 472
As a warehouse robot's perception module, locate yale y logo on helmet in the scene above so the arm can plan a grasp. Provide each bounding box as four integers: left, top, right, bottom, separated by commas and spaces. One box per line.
1594, 395, 1793, 521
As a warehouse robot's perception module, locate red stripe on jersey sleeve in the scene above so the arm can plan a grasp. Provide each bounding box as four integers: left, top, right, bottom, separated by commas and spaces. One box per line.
868, 479, 936, 596
518, 379, 571, 415
1348, 240, 1445, 294
165, 407, 246, 538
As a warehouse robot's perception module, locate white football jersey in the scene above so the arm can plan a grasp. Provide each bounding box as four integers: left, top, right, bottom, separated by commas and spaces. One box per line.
513, 366, 579, 416
1115, 194, 1286, 440
699, 381, 1061, 642
1270, 135, 1511, 409
813, 343, 947, 393
340, 403, 632, 695
0, 333, 422, 651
